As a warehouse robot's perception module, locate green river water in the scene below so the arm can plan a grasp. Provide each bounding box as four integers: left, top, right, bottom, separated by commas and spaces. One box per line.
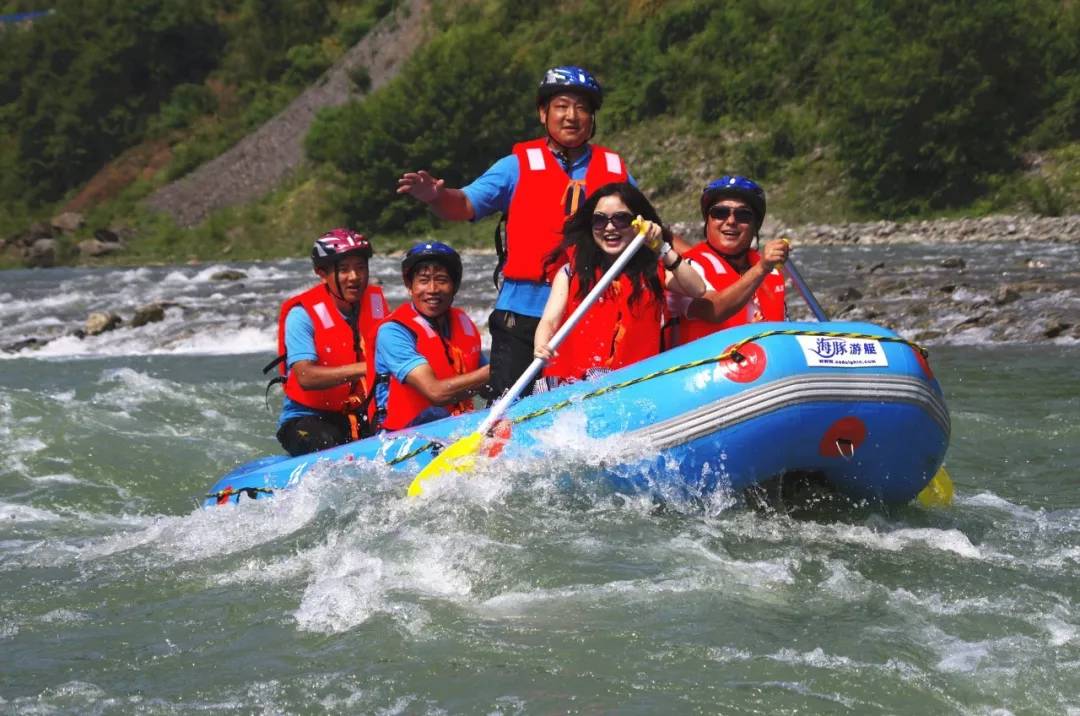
1, 346, 1077, 714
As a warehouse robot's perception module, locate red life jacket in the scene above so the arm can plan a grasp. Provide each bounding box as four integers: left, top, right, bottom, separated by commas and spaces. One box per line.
672, 244, 786, 347
502, 138, 628, 283
543, 253, 667, 382
380, 302, 483, 432
275, 283, 388, 415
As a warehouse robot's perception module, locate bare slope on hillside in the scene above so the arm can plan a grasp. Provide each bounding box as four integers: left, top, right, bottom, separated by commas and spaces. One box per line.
145, 0, 429, 228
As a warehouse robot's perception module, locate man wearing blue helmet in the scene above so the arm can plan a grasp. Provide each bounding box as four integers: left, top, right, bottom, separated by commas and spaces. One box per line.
397, 65, 637, 400
668, 176, 790, 346
373, 241, 489, 431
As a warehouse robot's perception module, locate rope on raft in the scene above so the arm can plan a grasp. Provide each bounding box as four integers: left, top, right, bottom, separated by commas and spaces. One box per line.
385, 329, 929, 465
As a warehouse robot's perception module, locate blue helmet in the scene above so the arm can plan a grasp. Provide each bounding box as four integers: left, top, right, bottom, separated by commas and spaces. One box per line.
537, 65, 602, 110
401, 241, 463, 287
701, 176, 767, 227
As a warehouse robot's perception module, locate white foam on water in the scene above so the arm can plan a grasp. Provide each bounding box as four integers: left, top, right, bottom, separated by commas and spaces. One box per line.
27, 473, 85, 486
1037, 545, 1080, 569
705, 645, 754, 663
293, 546, 392, 634
22, 322, 275, 359
478, 578, 653, 615
95, 367, 181, 406
676, 534, 797, 589
78, 475, 327, 564
962, 491, 1041, 519
159, 324, 274, 355
888, 587, 1019, 617
0, 500, 63, 523
0, 291, 83, 318
818, 560, 879, 602
293, 492, 496, 633
1043, 615, 1077, 647
917, 622, 1039, 679
770, 646, 856, 669
38, 608, 90, 625
803, 521, 984, 559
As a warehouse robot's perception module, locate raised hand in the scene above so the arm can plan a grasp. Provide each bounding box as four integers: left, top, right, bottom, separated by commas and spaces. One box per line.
397, 170, 444, 203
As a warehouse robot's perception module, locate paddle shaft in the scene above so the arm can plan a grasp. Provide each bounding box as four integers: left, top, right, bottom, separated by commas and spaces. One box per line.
782, 258, 828, 322
476, 230, 651, 436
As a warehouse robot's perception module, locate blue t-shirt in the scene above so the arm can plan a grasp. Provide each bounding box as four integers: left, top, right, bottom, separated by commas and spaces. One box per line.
462, 144, 636, 318
373, 315, 489, 415
277, 305, 324, 426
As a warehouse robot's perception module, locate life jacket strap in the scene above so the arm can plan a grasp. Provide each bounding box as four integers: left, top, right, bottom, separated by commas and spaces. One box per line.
492, 213, 507, 289
262, 354, 286, 375
264, 375, 286, 411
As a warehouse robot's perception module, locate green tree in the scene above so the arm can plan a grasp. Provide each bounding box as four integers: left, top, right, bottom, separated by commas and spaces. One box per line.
823, 0, 1044, 214
5, 0, 224, 201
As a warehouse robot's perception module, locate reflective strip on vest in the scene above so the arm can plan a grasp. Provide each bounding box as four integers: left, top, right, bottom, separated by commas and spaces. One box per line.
695, 251, 728, 276
604, 152, 622, 175
410, 315, 438, 339
312, 301, 335, 329
526, 147, 545, 171
369, 292, 387, 320
455, 311, 477, 337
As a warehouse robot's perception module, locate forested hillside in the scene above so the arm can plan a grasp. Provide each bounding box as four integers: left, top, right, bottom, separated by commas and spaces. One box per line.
1, 0, 1077, 267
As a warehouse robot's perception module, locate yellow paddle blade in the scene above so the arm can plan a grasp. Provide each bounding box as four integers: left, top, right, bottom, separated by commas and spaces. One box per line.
406, 431, 485, 498
916, 466, 955, 507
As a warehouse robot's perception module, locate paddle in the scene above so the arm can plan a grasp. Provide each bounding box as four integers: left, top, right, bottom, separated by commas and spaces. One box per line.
780, 239, 954, 506
407, 220, 653, 497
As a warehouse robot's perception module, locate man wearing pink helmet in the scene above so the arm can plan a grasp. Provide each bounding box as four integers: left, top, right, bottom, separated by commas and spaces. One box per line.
397, 65, 635, 400
268, 228, 389, 456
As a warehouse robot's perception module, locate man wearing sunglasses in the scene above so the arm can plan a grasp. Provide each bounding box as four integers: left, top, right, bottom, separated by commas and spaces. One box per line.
668, 176, 789, 347
396, 65, 635, 400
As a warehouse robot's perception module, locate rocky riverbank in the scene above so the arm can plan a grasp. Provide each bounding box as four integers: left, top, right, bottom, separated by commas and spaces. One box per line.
771, 214, 1080, 245
2, 215, 1078, 356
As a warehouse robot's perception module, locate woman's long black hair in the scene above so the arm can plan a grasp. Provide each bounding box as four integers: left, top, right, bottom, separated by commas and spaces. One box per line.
543, 182, 665, 308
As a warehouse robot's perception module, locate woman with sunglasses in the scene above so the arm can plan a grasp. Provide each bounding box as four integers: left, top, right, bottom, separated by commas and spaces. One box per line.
668, 176, 789, 347
532, 183, 705, 385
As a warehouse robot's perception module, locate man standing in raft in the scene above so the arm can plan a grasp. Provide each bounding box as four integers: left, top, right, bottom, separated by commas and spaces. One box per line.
272, 229, 389, 456
396, 66, 632, 399
373, 242, 489, 431
669, 176, 791, 346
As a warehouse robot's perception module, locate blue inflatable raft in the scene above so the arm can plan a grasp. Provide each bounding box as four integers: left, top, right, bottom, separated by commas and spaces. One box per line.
204, 321, 949, 508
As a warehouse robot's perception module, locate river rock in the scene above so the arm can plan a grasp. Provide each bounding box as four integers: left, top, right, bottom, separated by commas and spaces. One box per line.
51, 211, 84, 234
24, 238, 58, 267
10, 222, 53, 248
210, 269, 247, 281
77, 238, 126, 258
941, 257, 966, 270
993, 286, 1021, 306
85, 311, 122, 336
130, 303, 166, 328
1044, 320, 1071, 339
837, 287, 863, 302
2, 337, 45, 353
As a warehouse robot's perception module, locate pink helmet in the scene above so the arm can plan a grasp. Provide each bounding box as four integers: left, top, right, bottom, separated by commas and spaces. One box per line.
311, 228, 372, 267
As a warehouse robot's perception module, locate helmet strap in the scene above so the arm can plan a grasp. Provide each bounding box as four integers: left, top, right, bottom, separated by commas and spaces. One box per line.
323, 262, 361, 309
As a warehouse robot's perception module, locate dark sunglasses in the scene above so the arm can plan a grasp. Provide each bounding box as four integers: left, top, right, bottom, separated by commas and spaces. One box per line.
591, 211, 635, 232
708, 206, 756, 224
